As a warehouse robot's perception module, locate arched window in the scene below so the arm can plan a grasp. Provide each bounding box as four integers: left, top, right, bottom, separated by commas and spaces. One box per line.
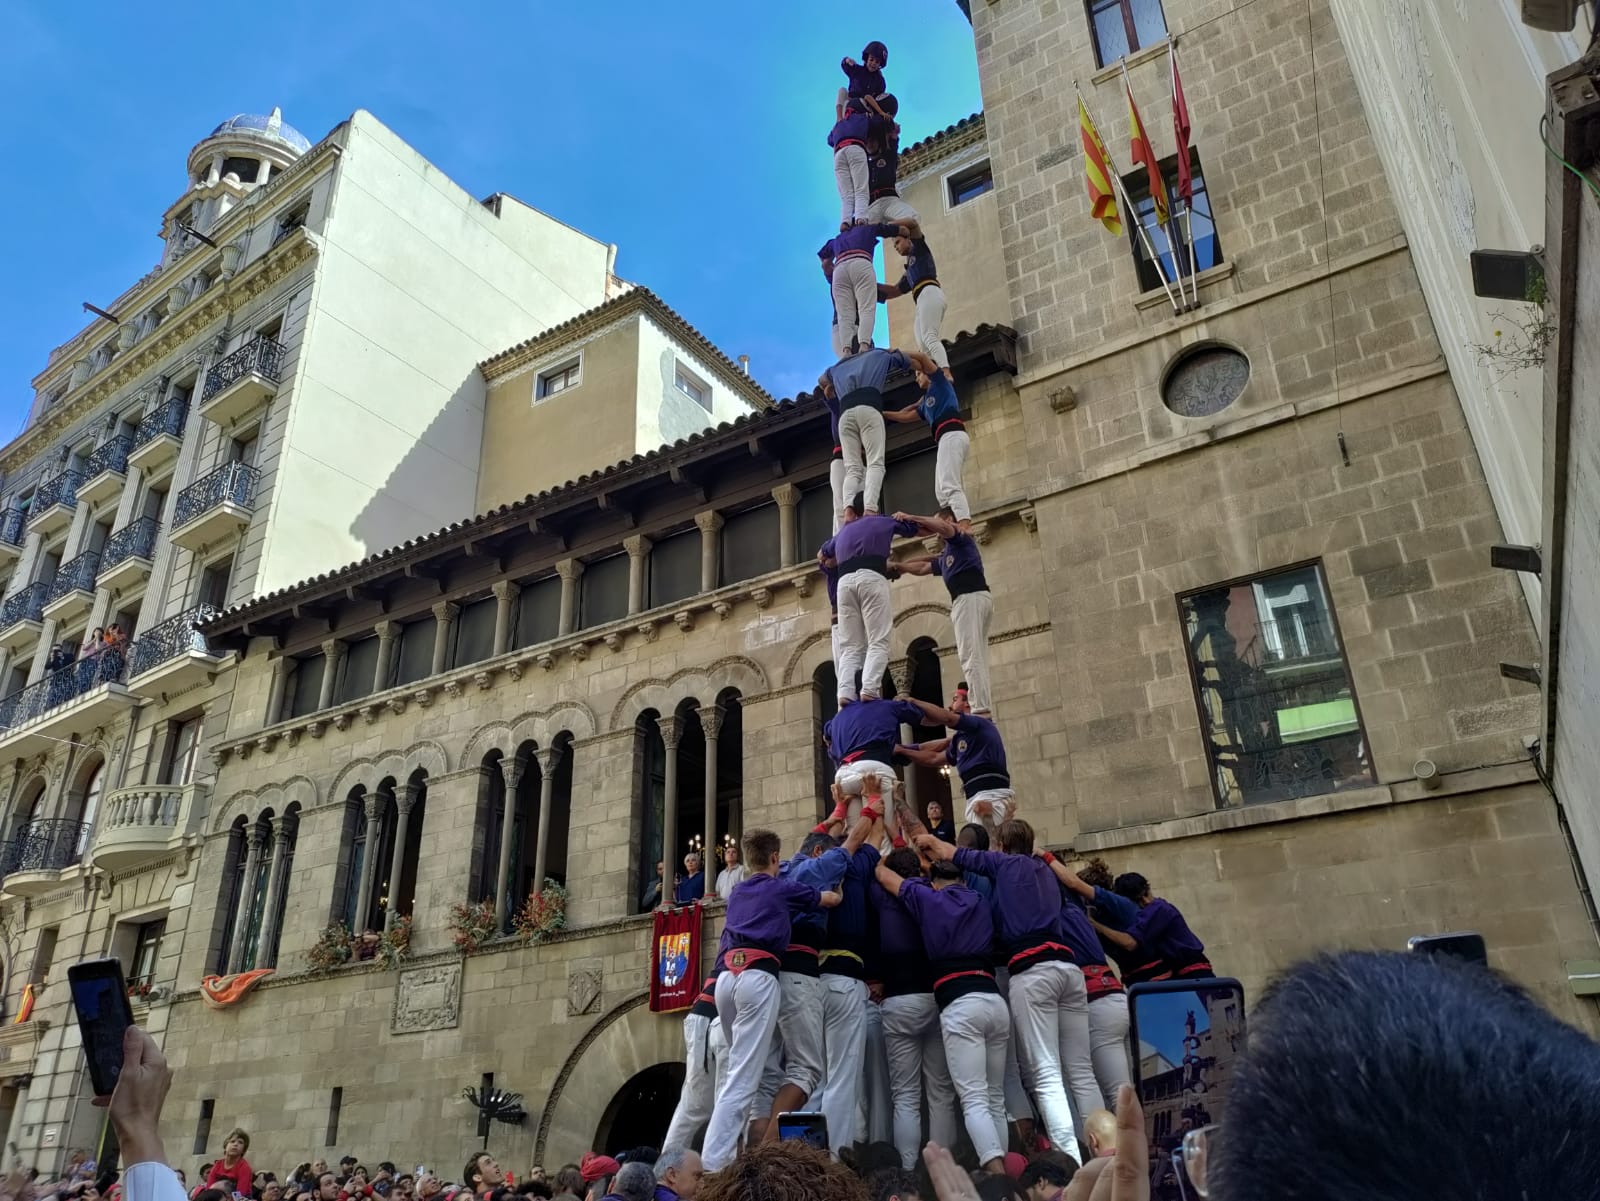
336, 788, 369, 931
69, 759, 106, 859
812, 663, 839, 818
635, 710, 665, 913
714, 689, 745, 860
904, 637, 954, 823
213, 816, 250, 974
238, 812, 275, 970
263, 804, 299, 966
472, 753, 505, 905
545, 731, 576, 889
389, 772, 426, 923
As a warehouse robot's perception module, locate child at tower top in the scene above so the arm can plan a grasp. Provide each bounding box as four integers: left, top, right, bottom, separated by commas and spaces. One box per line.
837, 41, 892, 122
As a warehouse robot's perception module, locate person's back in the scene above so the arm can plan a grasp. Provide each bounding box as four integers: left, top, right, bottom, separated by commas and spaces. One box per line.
1213, 950, 1600, 1201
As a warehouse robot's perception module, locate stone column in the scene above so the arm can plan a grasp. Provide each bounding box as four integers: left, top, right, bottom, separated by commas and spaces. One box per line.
890, 661, 917, 813
373, 621, 400, 692
226, 822, 265, 972
254, 817, 293, 965
430, 602, 459, 677
556, 558, 585, 636
623, 535, 652, 616
9, 532, 43, 601
697, 704, 725, 893
27, 619, 59, 686
772, 484, 802, 569
265, 656, 289, 724
695, 511, 724, 593
532, 744, 564, 894
384, 783, 420, 930
351, 790, 384, 934
658, 714, 683, 906
491, 581, 520, 656
494, 755, 524, 931
317, 638, 345, 711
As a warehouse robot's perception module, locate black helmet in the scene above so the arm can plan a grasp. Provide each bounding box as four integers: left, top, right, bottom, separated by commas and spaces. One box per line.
863, 40, 888, 67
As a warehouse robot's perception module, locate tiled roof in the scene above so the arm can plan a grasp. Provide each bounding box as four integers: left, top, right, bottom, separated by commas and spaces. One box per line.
899, 113, 986, 176
206, 324, 1018, 633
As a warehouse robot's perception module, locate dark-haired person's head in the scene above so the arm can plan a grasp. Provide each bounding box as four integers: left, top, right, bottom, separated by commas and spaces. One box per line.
196, 1191, 230, 1201
1077, 857, 1113, 891
867, 1168, 921, 1201
882, 847, 921, 879
1213, 950, 1600, 1201
973, 1177, 1020, 1201
929, 860, 963, 888
839, 1143, 899, 1182
742, 829, 781, 871
1016, 1154, 1074, 1201
801, 831, 837, 858
997, 818, 1034, 856
956, 823, 988, 850
697, 1140, 866, 1201
1111, 872, 1149, 904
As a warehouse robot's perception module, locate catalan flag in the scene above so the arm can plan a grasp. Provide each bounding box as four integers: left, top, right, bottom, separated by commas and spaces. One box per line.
13, 983, 34, 1024
1078, 97, 1122, 236
1127, 80, 1170, 225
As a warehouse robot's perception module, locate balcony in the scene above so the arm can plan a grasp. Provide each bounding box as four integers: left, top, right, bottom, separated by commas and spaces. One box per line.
0, 509, 25, 570
26, 469, 84, 539
97, 516, 160, 595
127, 604, 228, 700
87, 781, 208, 874
0, 1018, 47, 1080
0, 582, 49, 652
0, 655, 136, 757
41, 551, 102, 625
170, 463, 258, 552
0, 819, 90, 897
200, 336, 283, 427
127, 398, 188, 475
77, 435, 133, 507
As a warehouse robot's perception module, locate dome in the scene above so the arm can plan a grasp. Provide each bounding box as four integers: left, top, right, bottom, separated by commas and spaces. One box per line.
206, 108, 312, 156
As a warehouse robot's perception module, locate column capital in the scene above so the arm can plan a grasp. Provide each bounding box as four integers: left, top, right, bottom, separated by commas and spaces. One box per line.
696, 703, 726, 740
363, 791, 384, 821
888, 658, 912, 697
694, 510, 725, 535
492, 579, 522, 602
431, 600, 461, 624
623, 534, 653, 558
770, 483, 802, 508
658, 713, 684, 749
374, 620, 401, 640
395, 782, 423, 815
534, 743, 564, 774
499, 755, 525, 791
322, 637, 347, 663
556, 556, 586, 581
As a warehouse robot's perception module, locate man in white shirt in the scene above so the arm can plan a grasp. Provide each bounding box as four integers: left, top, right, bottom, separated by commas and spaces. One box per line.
713, 843, 748, 898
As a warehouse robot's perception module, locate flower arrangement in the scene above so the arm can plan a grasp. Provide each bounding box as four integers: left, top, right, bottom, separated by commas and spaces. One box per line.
125, 980, 153, 1002
307, 921, 355, 975
378, 914, 412, 969
512, 879, 569, 944
449, 899, 499, 955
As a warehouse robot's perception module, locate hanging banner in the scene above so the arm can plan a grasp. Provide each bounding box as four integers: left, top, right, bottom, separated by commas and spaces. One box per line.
649, 903, 701, 1013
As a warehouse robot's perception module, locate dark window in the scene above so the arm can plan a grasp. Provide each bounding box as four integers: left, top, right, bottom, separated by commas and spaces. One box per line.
1087, 0, 1168, 67
140, 482, 168, 522
31, 927, 58, 988
197, 556, 234, 610
276, 199, 310, 245
337, 797, 367, 930
720, 505, 781, 586
947, 161, 994, 206
159, 716, 203, 785
338, 636, 381, 704
515, 576, 562, 647
650, 529, 701, 609
129, 918, 166, 987
229, 427, 259, 467
326, 1087, 342, 1148
395, 617, 437, 685
288, 652, 326, 718
213, 822, 250, 974
580, 554, 630, 629
453, 596, 498, 667
193, 1098, 214, 1156
798, 486, 835, 560
883, 448, 939, 519
220, 157, 260, 183
1122, 150, 1221, 294
1179, 561, 1374, 809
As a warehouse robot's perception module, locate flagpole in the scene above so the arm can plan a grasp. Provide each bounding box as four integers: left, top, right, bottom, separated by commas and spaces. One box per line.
1119, 58, 1182, 307
1171, 41, 1200, 306
1077, 84, 1181, 314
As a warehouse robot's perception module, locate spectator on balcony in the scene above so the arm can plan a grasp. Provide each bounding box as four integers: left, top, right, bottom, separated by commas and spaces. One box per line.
714, 843, 748, 898
641, 862, 666, 911
674, 853, 705, 905
97, 625, 127, 683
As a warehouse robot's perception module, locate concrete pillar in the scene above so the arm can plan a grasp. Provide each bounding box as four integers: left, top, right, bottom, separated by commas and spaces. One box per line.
658, 714, 683, 906
623, 535, 652, 616
317, 638, 345, 711
352, 791, 383, 934
226, 823, 264, 972
532, 744, 563, 895
265, 656, 289, 724
772, 483, 801, 569
556, 558, 584, 636
491, 580, 520, 656
255, 818, 292, 965
27, 618, 60, 686
110, 467, 143, 533
85, 587, 115, 635
373, 621, 400, 693
384, 783, 420, 930
695, 511, 723, 593
697, 704, 724, 893
430, 602, 459, 677
60, 494, 94, 563
11, 532, 43, 598
494, 755, 524, 931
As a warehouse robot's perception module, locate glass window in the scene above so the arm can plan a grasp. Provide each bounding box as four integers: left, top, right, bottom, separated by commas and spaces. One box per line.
675, 365, 711, 411
580, 554, 630, 630
163, 716, 203, 786
515, 576, 562, 647
720, 505, 781, 586
337, 635, 381, 703
883, 448, 939, 519
947, 161, 994, 206
129, 918, 166, 987
1179, 562, 1374, 809
287, 653, 326, 718
453, 595, 498, 667
536, 358, 582, 401
649, 529, 702, 609
798, 486, 836, 558
395, 618, 437, 686
1124, 151, 1221, 294
1086, 0, 1168, 67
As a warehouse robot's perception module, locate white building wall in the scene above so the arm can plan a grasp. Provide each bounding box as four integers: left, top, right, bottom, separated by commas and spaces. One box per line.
255, 111, 616, 594
633, 314, 756, 454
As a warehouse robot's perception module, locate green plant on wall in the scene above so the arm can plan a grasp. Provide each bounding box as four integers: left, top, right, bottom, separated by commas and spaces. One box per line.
1470, 273, 1554, 378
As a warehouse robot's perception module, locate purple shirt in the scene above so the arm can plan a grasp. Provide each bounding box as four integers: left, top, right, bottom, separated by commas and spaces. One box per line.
829, 111, 874, 148
824, 347, 912, 400
824, 696, 921, 766
1058, 889, 1108, 969
872, 881, 933, 995
784, 845, 851, 948
932, 533, 990, 600
826, 223, 900, 261
1128, 897, 1207, 962
952, 848, 1066, 953
842, 58, 886, 99
943, 712, 1007, 790
819, 514, 917, 566
718, 871, 824, 959
823, 558, 839, 611
896, 878, 994, 962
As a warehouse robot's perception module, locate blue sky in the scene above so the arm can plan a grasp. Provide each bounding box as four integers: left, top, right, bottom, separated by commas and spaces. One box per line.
1135, 988, 1212, 1065
0, 2, 982, 433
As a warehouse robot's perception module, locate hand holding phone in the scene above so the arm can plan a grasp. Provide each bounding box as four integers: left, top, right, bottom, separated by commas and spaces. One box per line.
68, 959, 135, 1098
774, 1111, 828, 1151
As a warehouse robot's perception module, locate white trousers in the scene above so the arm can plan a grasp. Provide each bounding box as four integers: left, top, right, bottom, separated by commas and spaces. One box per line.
834, 143, 870, 225
836, 570, 892, 701
865, 195, 920, 226
775, 971, 826, 1096
951, 590, 995, 714
663, 1011, 728, 1150
832, 319, 847, 360
914, 284, 950, 371
1088, 992, 1133, 1107
860, 996, 894, 1146
940, 992, 1011, 1166
934, 429, 971, 522
835, 759, 898, 802
812, 975, 868, 1154
704, 969, 782, 1171
964, 788, 1015, 832
1009, 961, 1100, 1164
838, 407, 886, 514
882, 992, 958, 1169
830, 457, 847, 533
996, 966, 1035, 1122
832, 256, 879, 352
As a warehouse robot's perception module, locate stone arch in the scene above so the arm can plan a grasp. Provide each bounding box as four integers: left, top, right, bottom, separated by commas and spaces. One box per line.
783, 628, 836, 687
506, 700, 601, 750
892, 602, 954, 658
327, 757, 380, 813
210, 775, 318, 835
534, 992, 684, 1166
462, 721, 517, 764
607, 656, 769, 730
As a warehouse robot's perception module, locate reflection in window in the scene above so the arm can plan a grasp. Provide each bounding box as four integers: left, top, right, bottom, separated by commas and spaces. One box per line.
1180, 562, 1372, 808
1124, 151, 1221, 294
1087, 0, 1168, 67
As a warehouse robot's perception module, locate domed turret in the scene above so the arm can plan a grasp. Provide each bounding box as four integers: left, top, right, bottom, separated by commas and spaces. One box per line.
167, 106, 311, 256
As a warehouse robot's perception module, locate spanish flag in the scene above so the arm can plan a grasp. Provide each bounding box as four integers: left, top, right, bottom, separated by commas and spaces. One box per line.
13, 983, 34, 1024
1127, 81, 1170, 225
1078, 97, 1122, 236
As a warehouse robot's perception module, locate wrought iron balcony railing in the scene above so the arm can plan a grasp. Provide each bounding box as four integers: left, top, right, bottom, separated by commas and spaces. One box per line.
132, 397, 188, 450
128, 604, 220, 678
0, 582, 49, 629
0, 819, 90, 876
173, 462, 259, 529
0, 509, 24, 548
0, 653, 128, 731
83, 434, 133, 480
33, 469, 85, 514
100, 516, 160, 573
46, 551, 101, 604
202, 336, 284, 402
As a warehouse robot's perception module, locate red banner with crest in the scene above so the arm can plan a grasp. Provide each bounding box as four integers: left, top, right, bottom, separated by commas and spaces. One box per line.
649, 903, 702, 1013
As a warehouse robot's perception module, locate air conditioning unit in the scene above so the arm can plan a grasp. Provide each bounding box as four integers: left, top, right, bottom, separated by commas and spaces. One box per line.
1522, 0, 1579, 31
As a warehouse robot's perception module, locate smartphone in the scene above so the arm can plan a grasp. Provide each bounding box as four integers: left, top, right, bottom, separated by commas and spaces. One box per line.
775, 1110, 829, 1151
1407, 931, 1487, 964
68, 958, 135, 1097
1129, 978, 1245, 1200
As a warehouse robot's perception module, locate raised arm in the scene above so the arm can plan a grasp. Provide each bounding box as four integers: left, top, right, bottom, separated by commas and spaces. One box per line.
903, 350, 940, 376
896, 737, 951, 767
894, 555, 935, 576
873, 861, 904, 897
1092, 916, 1137, 951
1042, 854, 1096, 900
912, 831, 957, 862
899, 695, 962, 729
893, 511, 959, 540
882, 405, 922, 424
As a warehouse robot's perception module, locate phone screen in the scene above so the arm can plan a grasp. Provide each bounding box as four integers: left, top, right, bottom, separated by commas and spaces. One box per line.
1407, 931, 1487, 965
775, 1111, 829, 1151
68, 958, 134, 1097
1129, 979, 1245, 1201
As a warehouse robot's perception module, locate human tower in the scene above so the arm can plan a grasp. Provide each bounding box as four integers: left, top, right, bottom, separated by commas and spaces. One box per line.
661, 44, 1214, 1175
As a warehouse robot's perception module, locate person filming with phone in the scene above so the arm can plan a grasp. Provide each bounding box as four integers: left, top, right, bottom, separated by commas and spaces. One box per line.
92, 1025, 183, 1201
